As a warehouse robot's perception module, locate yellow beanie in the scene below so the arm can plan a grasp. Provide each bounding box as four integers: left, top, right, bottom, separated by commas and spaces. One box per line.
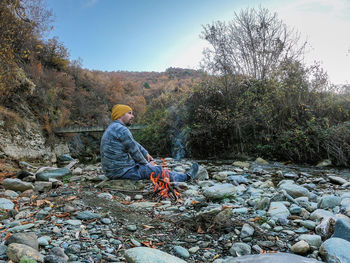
111, 104, 132, 121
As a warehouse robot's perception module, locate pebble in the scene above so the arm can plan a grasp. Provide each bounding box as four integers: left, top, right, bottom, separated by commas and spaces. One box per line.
173, 245, 190, 259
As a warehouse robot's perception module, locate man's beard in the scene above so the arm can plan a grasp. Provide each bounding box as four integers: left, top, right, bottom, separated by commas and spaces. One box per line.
126, 120, 133, 126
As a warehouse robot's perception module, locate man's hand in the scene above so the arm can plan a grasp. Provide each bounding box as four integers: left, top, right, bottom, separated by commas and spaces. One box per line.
146, 154, 154, 162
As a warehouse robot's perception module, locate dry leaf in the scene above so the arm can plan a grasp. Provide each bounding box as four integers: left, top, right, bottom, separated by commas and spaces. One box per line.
65, 196, 77, 201
191, 200, 199, 205
212, 254, 220, 260
221, 204, 233, 210
36, 200, 51, 206
197, 225, 205, 233
142, 224, 154, 230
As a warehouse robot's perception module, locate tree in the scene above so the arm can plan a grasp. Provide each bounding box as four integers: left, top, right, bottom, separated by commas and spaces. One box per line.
201, 7, 306, 81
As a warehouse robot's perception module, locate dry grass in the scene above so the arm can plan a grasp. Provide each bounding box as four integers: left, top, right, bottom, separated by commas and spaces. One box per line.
0, 105, 24, 129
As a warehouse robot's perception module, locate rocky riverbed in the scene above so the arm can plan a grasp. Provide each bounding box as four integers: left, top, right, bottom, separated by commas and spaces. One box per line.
1, 156, 350, 263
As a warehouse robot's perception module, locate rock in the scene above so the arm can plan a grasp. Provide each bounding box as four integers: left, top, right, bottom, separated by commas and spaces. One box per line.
267, 202, 290, 220
76, 211, 103, 220
0, 198, 15, 210
35, 168, 71, 181
332, 218, 350, 242
44, 247, 68, 263
72, 167, 83, 175
315, 217, 336, 239
188, 246, 200, 254
279, 181, 310, 198
34, 181, 52, 192
316, 159, 332, 167
173, 246, 190, 259
37, 236, 50, 246
65, 219, 82, 226
240, 223, 254, 238
124, 247, 187, 263
127, 225, 137, 231
58, 154, 74, 163
220, 252, 323, 262
284, 172, 298, 179
7, 223, 35, 233
328, 175, 348, 185
4, 190, 19, 198
229, 243, 251, 256
6, 232, 38, 250
233, 161, 250, 168
255, 197, 270, 211
255, 157, 268, 165
203, 184, 236, 200
299, 234, 322, 248
319, 237, 350, 263
196, 165, 209, 180
318, 195, 341, 209
213, 208, 233, 229
3, 178, 34, 192
103, 179, 145, 190
226, 175, 248, 186
310, 209, 334, 220
6, 243, 43, 263
291, 240, 309, 254
97, 193, 113, 199
214, 171, 232, 181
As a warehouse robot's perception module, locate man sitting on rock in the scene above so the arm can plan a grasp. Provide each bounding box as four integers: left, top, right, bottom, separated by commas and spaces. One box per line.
100, 104, 199, 182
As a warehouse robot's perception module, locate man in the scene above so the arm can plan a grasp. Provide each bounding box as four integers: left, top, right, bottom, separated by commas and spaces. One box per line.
100, 104, 199, 182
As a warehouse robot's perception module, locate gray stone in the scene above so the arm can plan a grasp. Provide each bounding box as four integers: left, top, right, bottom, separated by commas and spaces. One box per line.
173, 246, 190, 259
130, 201, 158, 210
310, 209, 334, 220
290, 204, 302, 214
299, 234, 322, 248
3, 178, 34, 192
38, 236, 50, 246
6, 243, 43, 262
320, 237, 350, 263
316, 159, 332, 167
6, 232, 38, 250
76, 211, 103, 220
267, 202, 290, 220
301, 220, 316, 230
127, 225, 137, 231
97, 193, 113, 199
221, 252, 323, 263
332, 218, 350, 242
240, 223, 254, 238
318, 195, 341, 209
233, 161, 250, 168
229, 243, 251, 256
44, 247, 69, 263
34, 181, 52, 192
6, 223, 35, 232
279, 181, 310, 198
36, 167, 71, 181
3, 190, 19, 198
255, 197, 270, 211
196, 165, 209, 180
203, 184, 236, 200
291, 240, 309, 254
226, 175, 248, 186
124, 247, 187, 263
0, 198, 14, 210
65, 219, 82, 226
328, 175, 348, 185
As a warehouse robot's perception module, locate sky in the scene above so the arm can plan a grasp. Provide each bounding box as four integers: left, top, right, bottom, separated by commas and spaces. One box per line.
46, 0, 350, 85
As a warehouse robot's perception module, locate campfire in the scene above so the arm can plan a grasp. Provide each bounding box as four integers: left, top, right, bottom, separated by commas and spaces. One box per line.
150, 160, 181, 201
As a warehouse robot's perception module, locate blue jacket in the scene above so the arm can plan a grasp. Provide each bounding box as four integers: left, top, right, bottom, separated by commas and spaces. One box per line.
100, 120, 148, 178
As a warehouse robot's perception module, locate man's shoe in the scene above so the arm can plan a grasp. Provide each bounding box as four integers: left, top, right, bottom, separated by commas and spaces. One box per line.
186, 162, 199, 181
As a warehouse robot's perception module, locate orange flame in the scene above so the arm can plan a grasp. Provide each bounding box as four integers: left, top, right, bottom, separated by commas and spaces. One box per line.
150, 160, 180, 199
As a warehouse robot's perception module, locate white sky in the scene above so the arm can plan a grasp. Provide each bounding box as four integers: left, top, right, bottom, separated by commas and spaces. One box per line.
168, 0, 350, 85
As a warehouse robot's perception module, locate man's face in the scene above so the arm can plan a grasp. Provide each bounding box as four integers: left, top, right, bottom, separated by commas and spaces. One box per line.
120, 111, 134, 126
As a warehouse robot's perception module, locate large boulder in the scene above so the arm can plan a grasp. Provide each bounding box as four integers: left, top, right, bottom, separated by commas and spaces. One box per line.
124, 247, 186, 263
319, 237, 350, 263
203, 184, 236, 200
278, 181, 310, 198
35, 167, 71, 181
7, 243, 43, 263
267, 202, 290, 220
3, 178, 34, 192
220, 252, 322, 263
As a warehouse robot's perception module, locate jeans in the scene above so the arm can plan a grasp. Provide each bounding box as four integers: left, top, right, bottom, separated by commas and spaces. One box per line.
116, 164, 187, 182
